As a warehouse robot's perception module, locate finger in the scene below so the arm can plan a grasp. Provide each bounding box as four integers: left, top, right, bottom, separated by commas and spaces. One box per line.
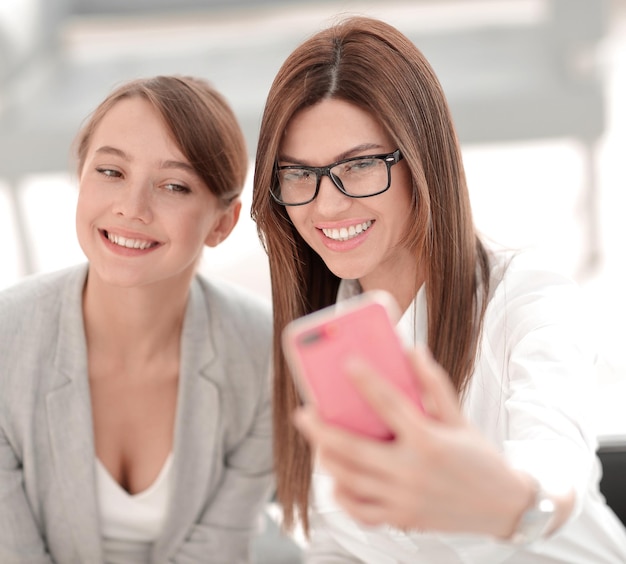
322, 455, 391, 505
344, 356, 426, 438
301, 414, 428, 505
334, 482, 421, 531
333, 485, 389, 527
408, 345, 464, 426
293, 406, 392, 477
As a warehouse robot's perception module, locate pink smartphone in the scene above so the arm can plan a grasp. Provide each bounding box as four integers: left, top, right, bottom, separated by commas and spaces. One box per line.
283, 290, 423, 441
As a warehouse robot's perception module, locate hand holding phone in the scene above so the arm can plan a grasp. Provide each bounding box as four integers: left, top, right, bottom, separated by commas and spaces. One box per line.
283, 290, 423, 440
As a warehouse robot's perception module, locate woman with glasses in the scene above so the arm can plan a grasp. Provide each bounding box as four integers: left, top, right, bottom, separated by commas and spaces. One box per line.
251, 16, 626, 563
0, 76, 273, 563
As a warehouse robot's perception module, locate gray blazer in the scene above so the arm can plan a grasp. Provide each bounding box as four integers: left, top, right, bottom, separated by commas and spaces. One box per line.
0, 265, 274, 563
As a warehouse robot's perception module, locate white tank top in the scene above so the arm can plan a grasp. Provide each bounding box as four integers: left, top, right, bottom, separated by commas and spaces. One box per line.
95, 454, 173, 559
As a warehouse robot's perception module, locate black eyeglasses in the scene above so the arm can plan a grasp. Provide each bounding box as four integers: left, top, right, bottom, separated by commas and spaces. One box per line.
271, 149, 403, 206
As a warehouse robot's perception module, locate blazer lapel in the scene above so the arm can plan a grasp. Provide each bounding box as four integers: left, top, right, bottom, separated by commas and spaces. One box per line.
46, 266, 103, 563
155, 278, 222, 558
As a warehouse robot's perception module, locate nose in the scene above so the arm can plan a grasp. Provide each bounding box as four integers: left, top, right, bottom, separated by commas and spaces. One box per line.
112, 178, 153, 223
314, 173, 351, 216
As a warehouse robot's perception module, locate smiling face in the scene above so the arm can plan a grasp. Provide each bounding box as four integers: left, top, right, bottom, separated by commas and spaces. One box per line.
280, 98, 419, 305
75, 96, 239, 291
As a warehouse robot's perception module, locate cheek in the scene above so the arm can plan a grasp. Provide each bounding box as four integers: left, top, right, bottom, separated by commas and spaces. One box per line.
181, 206, 218, 242
75, 190, 93, 227
76, 182, 105, 216
384, 183, 415, 241
74, 193, 95, 254
285, 208, 314, 246
285, 207, 305, 232
394, 172, 416, 213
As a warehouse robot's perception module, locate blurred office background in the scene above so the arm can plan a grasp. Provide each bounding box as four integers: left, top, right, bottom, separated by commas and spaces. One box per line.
1, 0, 625, 554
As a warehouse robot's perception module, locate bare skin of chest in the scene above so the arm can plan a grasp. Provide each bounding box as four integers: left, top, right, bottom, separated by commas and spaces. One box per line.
89, 357, 178, 495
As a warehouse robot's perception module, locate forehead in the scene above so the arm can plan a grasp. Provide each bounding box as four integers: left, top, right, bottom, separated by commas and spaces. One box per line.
280, 98, 392, 163
94, 97, 163, 136
87, 97, 184, 160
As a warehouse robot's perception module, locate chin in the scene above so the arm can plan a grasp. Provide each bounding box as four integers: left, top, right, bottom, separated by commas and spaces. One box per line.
325, 263, 367, 282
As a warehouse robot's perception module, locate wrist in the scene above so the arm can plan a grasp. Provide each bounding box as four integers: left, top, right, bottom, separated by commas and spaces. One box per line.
506, 475, 557, 545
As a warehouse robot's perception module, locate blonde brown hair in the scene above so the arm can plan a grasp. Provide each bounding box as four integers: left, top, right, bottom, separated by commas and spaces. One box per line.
75, 75, 248, 205
251, 16, 490, 532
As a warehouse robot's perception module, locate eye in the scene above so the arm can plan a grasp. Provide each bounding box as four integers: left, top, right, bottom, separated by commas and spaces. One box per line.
96, 167, 122, 178
163, 183, 191, 194
280, 169, 315, 184
344, 158, 378, 174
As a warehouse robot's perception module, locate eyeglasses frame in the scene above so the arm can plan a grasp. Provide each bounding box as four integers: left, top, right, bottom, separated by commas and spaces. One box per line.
271, 149, 404, 206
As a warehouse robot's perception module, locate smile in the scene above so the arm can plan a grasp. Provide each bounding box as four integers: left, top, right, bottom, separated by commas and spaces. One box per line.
105, 231, 158, 250
321, 221, 372, 241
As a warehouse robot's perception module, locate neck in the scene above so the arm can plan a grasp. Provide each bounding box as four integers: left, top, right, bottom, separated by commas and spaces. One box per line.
359, 251, 424, 314
82, 271, 190, 365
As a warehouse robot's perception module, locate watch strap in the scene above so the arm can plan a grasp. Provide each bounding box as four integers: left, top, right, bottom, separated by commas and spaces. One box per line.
509, 479, 556, 545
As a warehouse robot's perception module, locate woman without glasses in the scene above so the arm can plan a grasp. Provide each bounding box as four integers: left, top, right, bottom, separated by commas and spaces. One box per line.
0, 75, 273, 563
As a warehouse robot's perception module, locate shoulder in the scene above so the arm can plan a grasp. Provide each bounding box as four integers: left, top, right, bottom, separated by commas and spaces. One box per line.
191, 275, 273, 412
0, 265, 87, 400
487, 248, 581, 308
0, 265, 87, 333
194, 273, 271, 319
483, 247, 590, 344
193, 273, 272, 341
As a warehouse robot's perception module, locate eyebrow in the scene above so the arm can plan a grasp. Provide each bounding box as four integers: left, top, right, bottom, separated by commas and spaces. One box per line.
279, 143, 385, 166
161, 160, 196, 174
94, 146, 195, 173
95, 146, 127, 159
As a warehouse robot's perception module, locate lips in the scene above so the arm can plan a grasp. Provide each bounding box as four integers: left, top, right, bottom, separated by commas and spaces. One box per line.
103, 230, 159, 250
321, 220, 372, 241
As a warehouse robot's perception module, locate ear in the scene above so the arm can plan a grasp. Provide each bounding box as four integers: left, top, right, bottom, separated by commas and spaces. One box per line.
204, 198, 242, 248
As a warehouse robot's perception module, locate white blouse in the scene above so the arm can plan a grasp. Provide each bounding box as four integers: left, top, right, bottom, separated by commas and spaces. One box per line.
96, 454, 172, 563
307, 249, 626, 563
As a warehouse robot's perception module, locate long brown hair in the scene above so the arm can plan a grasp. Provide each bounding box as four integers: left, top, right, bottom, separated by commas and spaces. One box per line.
75, 75, 248, 205
251, 16, 490, 532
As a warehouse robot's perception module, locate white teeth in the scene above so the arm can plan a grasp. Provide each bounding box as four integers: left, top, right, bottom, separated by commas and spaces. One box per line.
322, 221, 372, 241
106, 232, 155, 250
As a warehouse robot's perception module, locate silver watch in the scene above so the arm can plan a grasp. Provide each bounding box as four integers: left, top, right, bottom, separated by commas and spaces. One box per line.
509, 481, 556, 545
